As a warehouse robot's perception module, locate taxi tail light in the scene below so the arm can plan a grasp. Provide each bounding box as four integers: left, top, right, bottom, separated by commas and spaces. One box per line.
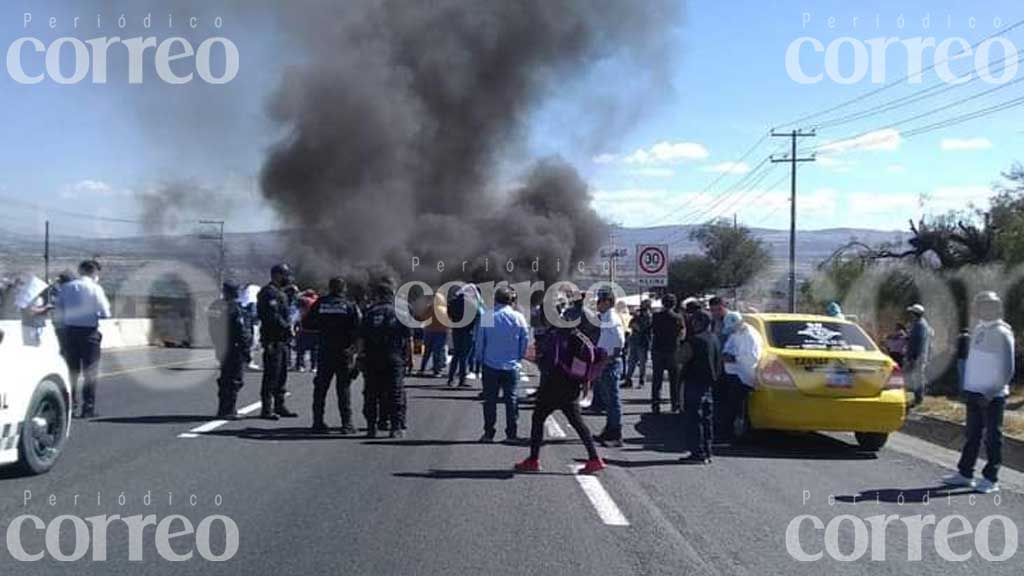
759, 359, 796, 389
885, 365, 906, 390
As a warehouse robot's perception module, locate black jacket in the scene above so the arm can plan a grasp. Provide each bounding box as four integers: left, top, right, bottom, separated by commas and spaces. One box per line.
682, 331, 721, 385
207, 299, 251, 362
651, 309, 685, 354
257, 283, 293, 344
361, 301, 411, 365
307, 294, 362, 353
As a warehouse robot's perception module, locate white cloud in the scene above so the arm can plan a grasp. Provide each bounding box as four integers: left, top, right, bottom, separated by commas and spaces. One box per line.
815, 155, 854, 172
59, 179, 128, 200
819, 128, 901, 155
624, 141, 709, 164
886, 164, 906, 174
925, 185, 991, 212
628, 167, 676, 178
940, 137, 993, 151
847, 192, 918, 218
702, 161, 750, 175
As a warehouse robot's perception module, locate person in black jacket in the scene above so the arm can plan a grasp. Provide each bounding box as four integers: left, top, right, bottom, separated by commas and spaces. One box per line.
650, 294, 685, 414
207, 282, 251, 419
257, 264, 298, 420
359, 278, 413, 438
307, 277, 362, 433
681, 311, 720, 464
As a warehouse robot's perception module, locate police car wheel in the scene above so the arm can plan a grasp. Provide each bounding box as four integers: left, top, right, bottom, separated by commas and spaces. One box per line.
17, 379, 68, 476
854, 432, 888, 452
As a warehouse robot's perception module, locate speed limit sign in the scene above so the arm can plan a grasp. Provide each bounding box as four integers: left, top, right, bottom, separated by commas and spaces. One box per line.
636, 244, 668, 287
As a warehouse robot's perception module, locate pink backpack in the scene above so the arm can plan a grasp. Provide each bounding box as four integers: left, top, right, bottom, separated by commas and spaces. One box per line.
550, 328, 608, 385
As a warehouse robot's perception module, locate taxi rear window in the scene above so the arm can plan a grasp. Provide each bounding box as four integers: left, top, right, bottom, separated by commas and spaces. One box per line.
764, 321, 876, 352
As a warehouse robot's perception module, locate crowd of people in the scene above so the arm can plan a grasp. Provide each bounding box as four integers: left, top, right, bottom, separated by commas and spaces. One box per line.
2, 258, 1014, 487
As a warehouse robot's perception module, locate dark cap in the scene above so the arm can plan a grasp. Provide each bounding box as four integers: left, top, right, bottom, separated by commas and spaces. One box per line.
271, 264, 293, 277
495, 286, 516, 306
222, 282, 240, 297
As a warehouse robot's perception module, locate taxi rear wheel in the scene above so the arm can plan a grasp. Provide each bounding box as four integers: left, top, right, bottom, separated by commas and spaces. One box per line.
855, 432, 888, 452
17, 378, 69, 475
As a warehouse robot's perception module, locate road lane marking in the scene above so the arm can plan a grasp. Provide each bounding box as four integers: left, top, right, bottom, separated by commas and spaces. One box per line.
177, 401, 264, 438
545, 417, 567, 438
571, 465, 630, 527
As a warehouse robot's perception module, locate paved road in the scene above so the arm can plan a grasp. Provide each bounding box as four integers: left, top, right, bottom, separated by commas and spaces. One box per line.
1, 347, 1021, 574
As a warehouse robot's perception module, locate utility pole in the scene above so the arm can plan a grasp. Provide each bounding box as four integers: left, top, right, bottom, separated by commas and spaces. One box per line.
44, 220, 50, 284
771, 129, 815, 313
198, 220, 226, 287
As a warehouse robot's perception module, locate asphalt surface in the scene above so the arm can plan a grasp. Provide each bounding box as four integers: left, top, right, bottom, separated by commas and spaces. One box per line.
1, 347, 1022, 575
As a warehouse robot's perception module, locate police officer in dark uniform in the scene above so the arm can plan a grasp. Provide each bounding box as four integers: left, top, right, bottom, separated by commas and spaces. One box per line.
207, 282, 251, 418
307, 277, 362, 434
257, 264, 299, 420
358, 277, 412, 439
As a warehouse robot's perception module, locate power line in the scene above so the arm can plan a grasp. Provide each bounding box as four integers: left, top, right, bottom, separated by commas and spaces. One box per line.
0, 193, 144, 225
773, 16, 1024, 130
640, 131, 772, 229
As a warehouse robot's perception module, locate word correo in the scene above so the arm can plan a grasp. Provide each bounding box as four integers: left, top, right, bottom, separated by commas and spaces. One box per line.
5, 514, 239, 562
6, 36, 239, 85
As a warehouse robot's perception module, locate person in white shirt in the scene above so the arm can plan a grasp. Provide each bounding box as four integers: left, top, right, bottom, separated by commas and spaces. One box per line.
593, 290, 626, 447
942, 291, 1015, 494
56, 260, 112, 418
720, 312, 764, 442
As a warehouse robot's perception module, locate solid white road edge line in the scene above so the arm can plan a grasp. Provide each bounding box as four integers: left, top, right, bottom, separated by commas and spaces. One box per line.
571, 465, 630, 527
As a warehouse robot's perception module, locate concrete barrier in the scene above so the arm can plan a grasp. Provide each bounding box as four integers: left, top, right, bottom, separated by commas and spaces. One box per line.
99, 318, 155, 349
0, 319, 155, 350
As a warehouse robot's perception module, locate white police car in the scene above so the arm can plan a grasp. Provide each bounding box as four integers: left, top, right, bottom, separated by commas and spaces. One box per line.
0, 321, 72, 475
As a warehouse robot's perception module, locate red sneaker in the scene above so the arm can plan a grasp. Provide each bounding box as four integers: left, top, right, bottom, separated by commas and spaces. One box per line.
514, 457, 541, 472
580, 458, 606, 475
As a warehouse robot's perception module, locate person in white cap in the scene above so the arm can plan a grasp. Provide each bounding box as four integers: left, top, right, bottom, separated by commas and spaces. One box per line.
942, 291, 1015, 494
904, 303, 932, 407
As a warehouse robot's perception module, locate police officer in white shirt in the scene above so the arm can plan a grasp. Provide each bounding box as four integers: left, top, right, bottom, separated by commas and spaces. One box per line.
56, 260, 111, 418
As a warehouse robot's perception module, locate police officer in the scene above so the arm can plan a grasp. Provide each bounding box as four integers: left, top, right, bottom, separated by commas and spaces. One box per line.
257, 264, 299, 420
307, 277, 362, 434
207, 282, 251, 419
359, 277, 412, 439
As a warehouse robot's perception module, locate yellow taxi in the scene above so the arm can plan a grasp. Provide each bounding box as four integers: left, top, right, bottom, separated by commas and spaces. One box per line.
739, 313, 906, 451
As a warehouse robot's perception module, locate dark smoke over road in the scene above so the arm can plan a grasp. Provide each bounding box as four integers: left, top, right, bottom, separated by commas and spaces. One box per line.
260, 0, 683, 284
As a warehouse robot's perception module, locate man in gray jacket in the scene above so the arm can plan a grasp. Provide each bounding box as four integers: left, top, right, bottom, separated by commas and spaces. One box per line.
905, 303, 932, 407
942, 291, 1015, 494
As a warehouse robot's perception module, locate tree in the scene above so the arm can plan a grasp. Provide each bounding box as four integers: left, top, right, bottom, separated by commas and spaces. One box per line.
666, 219, 772, 298
667, 254, 718, 298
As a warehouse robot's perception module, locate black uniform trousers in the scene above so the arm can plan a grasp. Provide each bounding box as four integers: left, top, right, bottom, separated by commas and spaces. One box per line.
684, 380, 714, 458
261, 341, 290, 411
313, 349, 354, 426
363, 359, 406, 430
217, 351, 245, 416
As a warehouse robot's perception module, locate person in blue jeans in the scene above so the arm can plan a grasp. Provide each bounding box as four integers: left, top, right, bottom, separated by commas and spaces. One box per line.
476, 286, 529, 443
593, 291, 626, 447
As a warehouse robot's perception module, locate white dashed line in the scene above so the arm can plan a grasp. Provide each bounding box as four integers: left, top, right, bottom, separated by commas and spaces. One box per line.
572, 465, 630, 527
545, 417, 567, 438
177, 400, 265, 439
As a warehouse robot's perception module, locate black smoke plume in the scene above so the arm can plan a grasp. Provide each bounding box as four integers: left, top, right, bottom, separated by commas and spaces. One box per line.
260, 0, 683, 285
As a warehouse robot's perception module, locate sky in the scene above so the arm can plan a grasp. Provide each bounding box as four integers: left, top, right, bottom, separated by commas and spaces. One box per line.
0, 0, 1022, 239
